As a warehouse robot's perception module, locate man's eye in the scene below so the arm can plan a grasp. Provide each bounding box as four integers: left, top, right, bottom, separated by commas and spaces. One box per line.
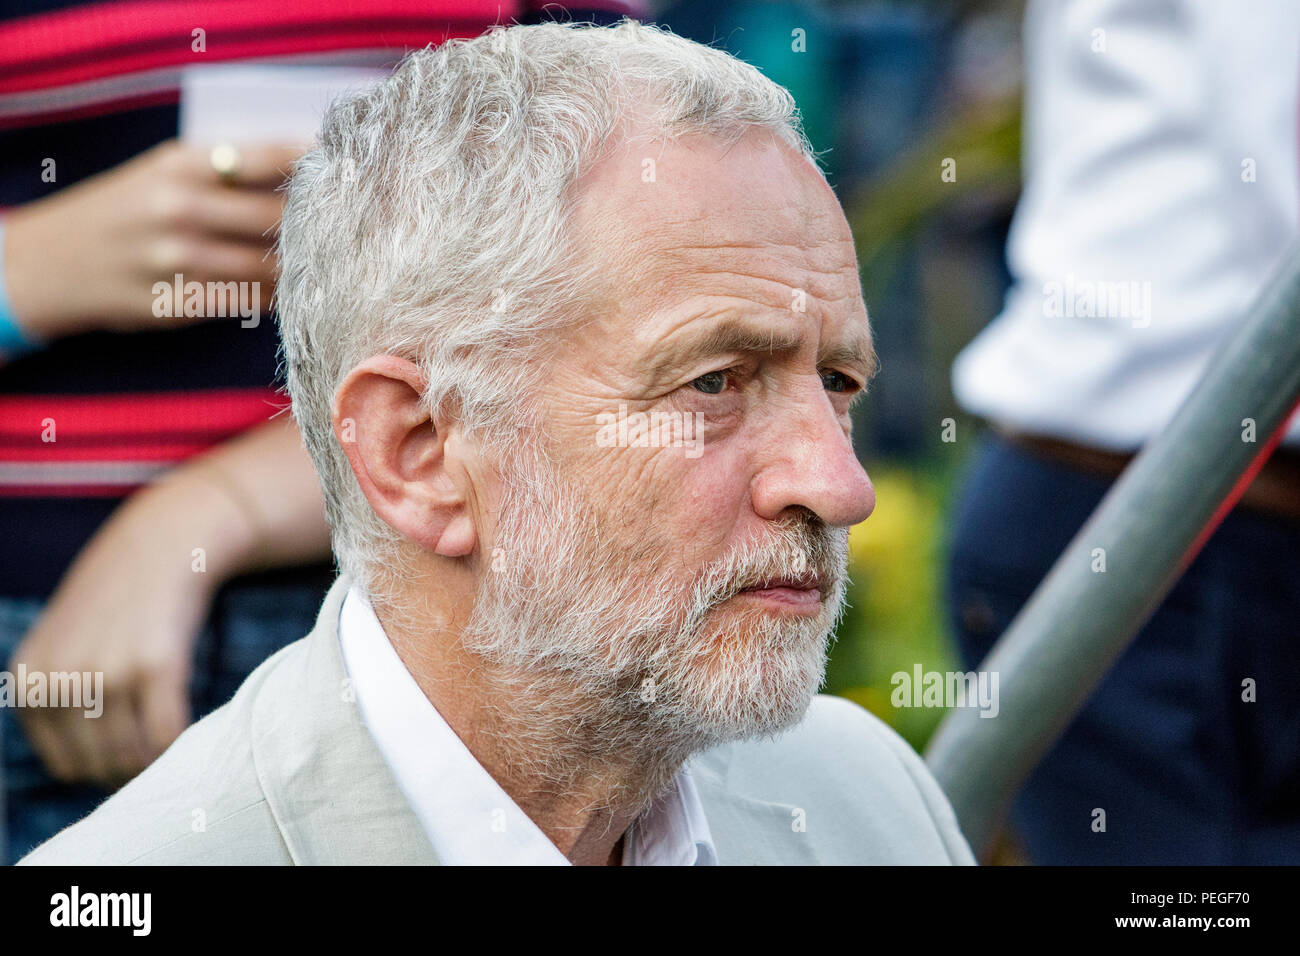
821, 370, 855, 393
690, 370, 729, 395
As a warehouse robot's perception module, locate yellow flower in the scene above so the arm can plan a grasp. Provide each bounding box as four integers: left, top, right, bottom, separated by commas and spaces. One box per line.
849, 467, 927, 567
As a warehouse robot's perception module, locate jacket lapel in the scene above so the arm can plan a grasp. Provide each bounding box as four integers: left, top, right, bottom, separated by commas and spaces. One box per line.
249, 575, 440, 865
689, 750, 822, 865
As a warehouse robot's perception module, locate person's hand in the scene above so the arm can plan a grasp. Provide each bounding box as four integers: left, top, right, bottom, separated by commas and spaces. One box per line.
7, 466, 258, 787
7, 416, 330, 788
1, 139, 304, 342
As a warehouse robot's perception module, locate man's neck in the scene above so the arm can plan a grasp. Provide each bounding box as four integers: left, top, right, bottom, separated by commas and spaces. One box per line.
375, 598, 676, 866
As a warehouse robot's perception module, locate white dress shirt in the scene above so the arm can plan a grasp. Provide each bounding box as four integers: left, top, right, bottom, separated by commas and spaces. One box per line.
337, 585, 717, 866
952, 0, 1300, 450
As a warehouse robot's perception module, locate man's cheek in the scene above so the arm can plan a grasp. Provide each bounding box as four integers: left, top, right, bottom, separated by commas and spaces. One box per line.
585, 439, 688, 508
661, 466, 747, 561
680, 444, 748, 512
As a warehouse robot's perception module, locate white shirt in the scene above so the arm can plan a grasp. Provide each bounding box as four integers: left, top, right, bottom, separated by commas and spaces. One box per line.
337, 585, 717, 866
952, 0, 1300, 450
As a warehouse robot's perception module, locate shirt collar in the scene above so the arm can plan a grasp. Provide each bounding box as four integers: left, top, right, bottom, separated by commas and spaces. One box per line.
623, 763, 718, 866
338, 585, 716, 866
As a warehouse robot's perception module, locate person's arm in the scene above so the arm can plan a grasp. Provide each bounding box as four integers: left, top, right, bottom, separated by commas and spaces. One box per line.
9, 414, 332, 786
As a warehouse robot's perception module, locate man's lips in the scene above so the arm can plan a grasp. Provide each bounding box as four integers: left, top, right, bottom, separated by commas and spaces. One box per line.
733, 575, 825, 612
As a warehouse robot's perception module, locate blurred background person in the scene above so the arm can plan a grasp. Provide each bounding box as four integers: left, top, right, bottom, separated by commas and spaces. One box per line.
0, 0, 641, 864
947, 0, 1300, 864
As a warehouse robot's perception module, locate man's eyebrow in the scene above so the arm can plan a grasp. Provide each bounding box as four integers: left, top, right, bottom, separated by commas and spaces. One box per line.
821, 337, 879, 383
690, 320, 805, 360
643, 319, 796, 384
646, 317, 877, 384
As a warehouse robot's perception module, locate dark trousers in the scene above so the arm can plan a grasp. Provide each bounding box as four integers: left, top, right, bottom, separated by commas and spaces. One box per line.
946, 432, 1300, 864
0, 565, 333, 864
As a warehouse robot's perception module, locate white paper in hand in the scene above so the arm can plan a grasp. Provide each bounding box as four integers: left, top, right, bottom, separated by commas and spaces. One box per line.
180, 64, 389, 145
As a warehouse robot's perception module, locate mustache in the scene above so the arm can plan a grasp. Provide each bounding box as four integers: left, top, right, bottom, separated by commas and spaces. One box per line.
690, 511, 849, 612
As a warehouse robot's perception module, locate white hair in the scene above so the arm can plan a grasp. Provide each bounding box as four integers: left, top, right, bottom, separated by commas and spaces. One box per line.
276, 18, 820, 596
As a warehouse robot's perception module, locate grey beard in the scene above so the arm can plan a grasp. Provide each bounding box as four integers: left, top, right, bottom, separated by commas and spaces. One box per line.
458, 452, 850, 811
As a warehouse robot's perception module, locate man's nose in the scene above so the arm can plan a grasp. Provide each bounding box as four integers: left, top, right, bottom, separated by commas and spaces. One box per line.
749, 391, 876, 528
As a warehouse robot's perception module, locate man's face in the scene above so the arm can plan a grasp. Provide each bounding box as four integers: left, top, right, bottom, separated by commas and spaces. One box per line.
464, 127, 876, 753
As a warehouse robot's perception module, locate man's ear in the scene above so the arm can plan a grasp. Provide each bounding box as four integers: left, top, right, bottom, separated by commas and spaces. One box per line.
332, 355, 476, 558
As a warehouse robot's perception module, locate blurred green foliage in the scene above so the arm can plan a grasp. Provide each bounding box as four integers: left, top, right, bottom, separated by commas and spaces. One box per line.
826, 96, 1021, 752
825, 460, 963, 750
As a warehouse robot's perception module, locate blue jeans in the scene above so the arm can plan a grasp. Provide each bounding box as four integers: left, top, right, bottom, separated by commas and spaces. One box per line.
946, 432, 1300, 864
0, 565, 332, 864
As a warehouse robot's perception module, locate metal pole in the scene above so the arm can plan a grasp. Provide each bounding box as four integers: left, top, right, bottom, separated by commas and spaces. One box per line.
925, 246, 1300, 861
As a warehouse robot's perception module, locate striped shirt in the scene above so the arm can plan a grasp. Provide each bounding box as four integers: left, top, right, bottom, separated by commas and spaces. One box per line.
0, 0, 643, 596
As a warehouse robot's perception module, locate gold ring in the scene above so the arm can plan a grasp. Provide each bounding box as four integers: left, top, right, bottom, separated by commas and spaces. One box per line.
209, 142, 242, 184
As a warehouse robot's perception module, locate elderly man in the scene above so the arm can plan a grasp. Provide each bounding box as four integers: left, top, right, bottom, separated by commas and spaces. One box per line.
21, 20, 973, 866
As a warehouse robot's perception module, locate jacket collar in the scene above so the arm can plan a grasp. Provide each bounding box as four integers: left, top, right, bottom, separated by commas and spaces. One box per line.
249, 574, 439, 865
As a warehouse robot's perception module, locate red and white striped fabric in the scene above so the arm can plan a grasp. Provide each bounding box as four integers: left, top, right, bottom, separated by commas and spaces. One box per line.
0, 0, 645, 127
0, 388, 286, 495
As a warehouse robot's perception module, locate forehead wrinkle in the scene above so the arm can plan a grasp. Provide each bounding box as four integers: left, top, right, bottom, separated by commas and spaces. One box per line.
578, 184, 861, 334
653, 237, 863, 308
630, 241, 859, 320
